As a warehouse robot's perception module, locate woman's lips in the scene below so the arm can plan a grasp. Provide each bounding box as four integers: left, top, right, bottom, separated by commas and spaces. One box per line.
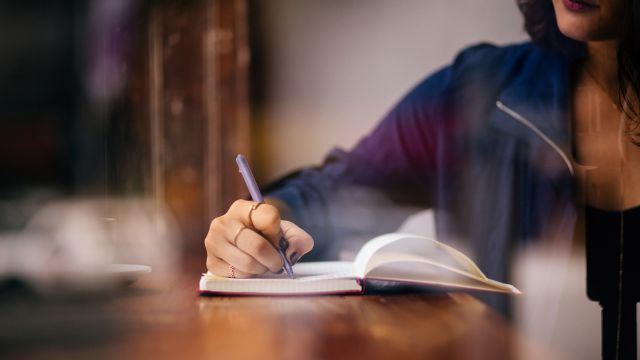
562, 0, 599, 12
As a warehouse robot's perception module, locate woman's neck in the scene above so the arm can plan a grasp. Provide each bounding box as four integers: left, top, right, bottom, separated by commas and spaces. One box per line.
584, 40, 620, 101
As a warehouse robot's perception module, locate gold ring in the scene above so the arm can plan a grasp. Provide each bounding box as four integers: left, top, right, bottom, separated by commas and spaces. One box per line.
232, 225, 248, 247
247, 202, 263, 227
228, 265, 236, 278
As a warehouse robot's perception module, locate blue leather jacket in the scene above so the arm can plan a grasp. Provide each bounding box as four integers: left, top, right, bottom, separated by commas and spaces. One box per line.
266, 42, 578, 313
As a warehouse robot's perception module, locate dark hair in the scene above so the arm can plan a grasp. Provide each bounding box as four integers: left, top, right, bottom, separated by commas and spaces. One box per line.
518, 0, 640, 143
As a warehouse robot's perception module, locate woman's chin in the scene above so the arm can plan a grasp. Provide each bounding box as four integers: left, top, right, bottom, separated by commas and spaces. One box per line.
558, 20, 617, 42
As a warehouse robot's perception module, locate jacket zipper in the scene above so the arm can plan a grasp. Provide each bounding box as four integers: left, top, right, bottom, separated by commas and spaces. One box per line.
496, 100, 574, 176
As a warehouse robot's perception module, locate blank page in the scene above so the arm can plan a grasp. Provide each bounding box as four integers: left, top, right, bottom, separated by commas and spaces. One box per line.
199, 261, 361, 295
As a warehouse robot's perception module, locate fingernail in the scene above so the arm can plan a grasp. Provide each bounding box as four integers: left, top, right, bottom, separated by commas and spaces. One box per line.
289, 251, 300, 265
279, 238, 289, 251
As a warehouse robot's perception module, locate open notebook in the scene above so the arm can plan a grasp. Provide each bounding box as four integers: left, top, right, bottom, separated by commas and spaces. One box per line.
199, 233, 520, 295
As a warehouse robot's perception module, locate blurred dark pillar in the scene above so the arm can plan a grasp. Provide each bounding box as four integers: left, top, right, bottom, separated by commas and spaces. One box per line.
148, 0, 250, 257
0, 1, 79, 195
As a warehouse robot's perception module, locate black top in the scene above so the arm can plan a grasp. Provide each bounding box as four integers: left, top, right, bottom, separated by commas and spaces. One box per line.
585, 206, 640, 304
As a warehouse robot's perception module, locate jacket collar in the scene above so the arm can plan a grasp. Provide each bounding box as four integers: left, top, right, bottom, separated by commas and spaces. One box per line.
489, 47, 576, 175
495, 47, 573, 144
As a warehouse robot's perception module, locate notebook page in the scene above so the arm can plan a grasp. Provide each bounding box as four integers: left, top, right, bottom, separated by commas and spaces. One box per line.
199, 275, 361, 294
366, 252, 520, 294
364, 252, 481, 279
363, 252, 520, 294
353, 233, 413, 277
199, 261, 360, 294
353, 233, 485, 278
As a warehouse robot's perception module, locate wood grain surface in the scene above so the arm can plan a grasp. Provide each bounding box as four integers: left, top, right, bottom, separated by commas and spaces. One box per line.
2, 271, 566, 360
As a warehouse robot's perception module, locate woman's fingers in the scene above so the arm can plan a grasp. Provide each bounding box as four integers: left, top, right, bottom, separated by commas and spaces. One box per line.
232, 225, 284, 273
281, 220, 314, 264
205, 199, 316, 278
206, 219, 270, 275
228, 200, 282, 246
206, 256, 252, 279
214, 238, 269, 275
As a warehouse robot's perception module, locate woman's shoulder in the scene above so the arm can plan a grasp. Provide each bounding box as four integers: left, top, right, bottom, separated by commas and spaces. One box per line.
388, 41, 569, 126
404, 41, 568, 103
449, 41, 559, 81
400, 42, 555, 105
454, 41, 558, 64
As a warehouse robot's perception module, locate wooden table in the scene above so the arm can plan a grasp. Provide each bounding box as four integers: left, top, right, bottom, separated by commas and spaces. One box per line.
1, 273, 563, 360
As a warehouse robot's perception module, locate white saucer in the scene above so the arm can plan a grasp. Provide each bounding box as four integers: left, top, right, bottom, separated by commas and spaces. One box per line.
105, 264, 152, 285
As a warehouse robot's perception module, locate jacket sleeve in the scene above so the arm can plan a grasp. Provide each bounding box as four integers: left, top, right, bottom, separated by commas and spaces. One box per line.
265, 44, 492, 259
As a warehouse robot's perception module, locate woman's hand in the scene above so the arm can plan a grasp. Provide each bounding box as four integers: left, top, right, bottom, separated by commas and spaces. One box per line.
204, 199, 314, 278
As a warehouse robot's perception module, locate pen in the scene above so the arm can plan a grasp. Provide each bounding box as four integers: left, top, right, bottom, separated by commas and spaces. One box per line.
235, 154, 295, 279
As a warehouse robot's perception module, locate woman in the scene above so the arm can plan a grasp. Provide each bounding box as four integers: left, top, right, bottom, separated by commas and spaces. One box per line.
203, 0, 637, 314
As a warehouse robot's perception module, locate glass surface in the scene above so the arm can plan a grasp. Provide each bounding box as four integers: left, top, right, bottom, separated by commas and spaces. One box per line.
1, 1, 637, 359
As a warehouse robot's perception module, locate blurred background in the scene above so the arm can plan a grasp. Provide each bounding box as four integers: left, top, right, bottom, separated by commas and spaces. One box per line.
0, 0, 611, 358
251, 0, 525, 181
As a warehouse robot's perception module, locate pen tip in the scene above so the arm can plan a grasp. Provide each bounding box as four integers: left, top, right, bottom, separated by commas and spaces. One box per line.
283, 259, 294, 279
